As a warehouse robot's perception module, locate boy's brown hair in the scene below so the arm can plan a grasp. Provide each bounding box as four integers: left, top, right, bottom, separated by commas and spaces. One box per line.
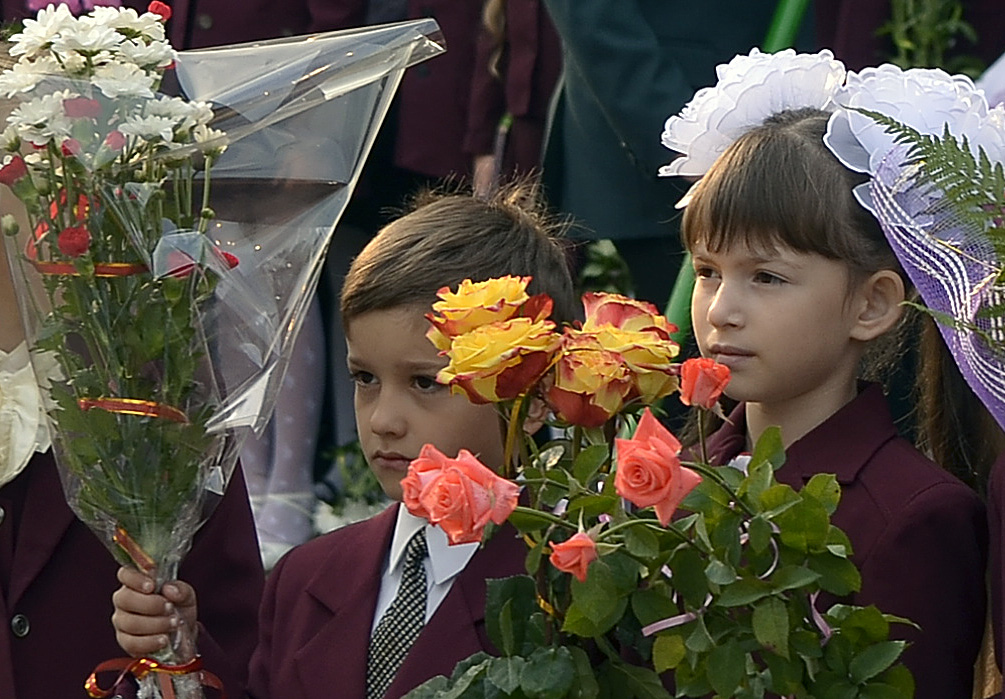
340, 180, 579, 326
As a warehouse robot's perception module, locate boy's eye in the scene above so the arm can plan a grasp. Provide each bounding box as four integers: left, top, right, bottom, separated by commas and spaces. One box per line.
693, 265, 718, 279
753, 271, 785, 285
350, 370, 376, 387
413, 375, 443, 392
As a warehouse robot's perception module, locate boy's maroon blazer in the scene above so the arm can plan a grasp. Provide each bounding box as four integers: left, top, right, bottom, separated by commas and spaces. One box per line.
247, 503, 528, 699
0, 450, 264, 699
703, 383, 987, 699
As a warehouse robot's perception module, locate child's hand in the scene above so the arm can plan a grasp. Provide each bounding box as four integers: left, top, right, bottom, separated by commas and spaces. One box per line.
111, 566, 199, 658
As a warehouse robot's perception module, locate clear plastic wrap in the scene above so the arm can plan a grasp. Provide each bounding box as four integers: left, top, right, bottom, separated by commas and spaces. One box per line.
0, 6, 443, 696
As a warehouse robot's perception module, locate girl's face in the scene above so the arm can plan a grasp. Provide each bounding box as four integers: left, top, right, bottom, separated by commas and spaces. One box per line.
690, 239, 866, 418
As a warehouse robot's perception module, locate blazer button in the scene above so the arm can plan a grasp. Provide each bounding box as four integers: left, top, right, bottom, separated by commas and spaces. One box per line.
0, 505, 5, 526
11, 614, 29, 638
197, 13, 213, 30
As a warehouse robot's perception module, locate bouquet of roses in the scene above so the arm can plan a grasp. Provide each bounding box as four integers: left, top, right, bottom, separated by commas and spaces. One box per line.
401, 276, 913, 698
0, 4, 443, 697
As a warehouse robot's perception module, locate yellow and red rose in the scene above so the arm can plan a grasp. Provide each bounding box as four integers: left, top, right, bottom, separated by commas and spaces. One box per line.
426, 275, 553, 350
437, 317, 561, 404
546, 333, 632, 427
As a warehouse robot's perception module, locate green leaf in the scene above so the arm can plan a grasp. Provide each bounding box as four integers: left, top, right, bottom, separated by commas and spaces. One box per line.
485, 656, 525, 694
750, 425, 785, 471
704, 558, 737, 585
567, 645, 601, 699
809, 553, 862, 596
770, 565, 821, 592
564, 559, 629, 637
485, 576, 539, 655
606, 660, 673, 699
624, 523, 660, 559
848, 641, 907, 684
653, 634, 687, 672
507, 508, 554, 534
668, 547, 709, 608
763, 651, 805, 695
740, 460, 774, 505
747, 515, 773, 553
775, 497, 830, 553
573, 444, 609, 483
759, 483, 801, 517
521, 646, 575, 699
706, 641, 745, 696
718, 577, 771, 607
752, 597, 790, 659
685, 614, 714, 653
631, 583, 678, 626
566, 494, 619, 521
803, 473, 841, 515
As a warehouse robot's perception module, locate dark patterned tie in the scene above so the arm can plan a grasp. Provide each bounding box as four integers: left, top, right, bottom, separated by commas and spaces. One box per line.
366, 529, 428, 699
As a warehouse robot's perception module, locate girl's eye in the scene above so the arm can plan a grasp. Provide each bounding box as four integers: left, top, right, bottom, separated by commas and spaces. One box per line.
413, 375, 443, 392
753, 271, 785, 285
350, 370, 376, 387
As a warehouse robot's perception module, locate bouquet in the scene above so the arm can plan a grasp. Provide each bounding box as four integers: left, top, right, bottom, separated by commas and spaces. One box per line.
401, 277, 913, 698
0, 4, 443, 697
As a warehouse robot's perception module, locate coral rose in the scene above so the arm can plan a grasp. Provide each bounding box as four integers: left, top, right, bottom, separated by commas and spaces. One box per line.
402, 445, 521, 545
437, 317, 560, 404
426, 275, 552, 350
549, 532, 598, 582
546, 333, 631, 427
679, 357, 730, 409
57, 225, 90, 258
615, 408, 701, 525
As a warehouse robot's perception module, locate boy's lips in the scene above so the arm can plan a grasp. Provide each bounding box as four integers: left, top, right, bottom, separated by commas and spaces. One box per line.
372, 451, 413, 471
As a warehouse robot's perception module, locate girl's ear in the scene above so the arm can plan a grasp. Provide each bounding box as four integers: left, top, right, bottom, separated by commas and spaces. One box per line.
522, 397, 549, 437
849, 270, 905, 341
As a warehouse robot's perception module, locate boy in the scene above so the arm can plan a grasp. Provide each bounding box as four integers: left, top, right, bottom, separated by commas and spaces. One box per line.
112, 181, 579, 698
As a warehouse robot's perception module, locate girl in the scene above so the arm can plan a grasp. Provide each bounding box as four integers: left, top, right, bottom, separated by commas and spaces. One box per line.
663, 51, 987, 698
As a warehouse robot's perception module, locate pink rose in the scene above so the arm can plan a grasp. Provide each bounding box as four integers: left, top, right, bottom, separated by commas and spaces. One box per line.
615, 408, 701, 525
549, 532, 598, 582
679, 358, 731, 410
402, 445, 520, 545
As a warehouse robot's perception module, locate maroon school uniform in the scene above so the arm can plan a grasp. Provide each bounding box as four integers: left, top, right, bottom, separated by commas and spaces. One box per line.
988, 452, 1005, 674
247, 503, 527, 699
704, 383, 986, 699
0, 451, 263, 699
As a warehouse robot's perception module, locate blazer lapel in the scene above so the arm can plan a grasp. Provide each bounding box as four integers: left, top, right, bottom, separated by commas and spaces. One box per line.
8, 452, 75, 608
295, 504, 397, 699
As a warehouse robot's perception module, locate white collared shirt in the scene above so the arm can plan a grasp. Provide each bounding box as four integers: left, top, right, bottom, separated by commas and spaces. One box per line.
371, 505, 479, 634
0, 342, 51, 488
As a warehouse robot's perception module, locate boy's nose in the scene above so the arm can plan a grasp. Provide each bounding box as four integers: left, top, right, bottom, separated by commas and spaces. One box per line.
704, 281, 743, 328
368, 391, 407, 437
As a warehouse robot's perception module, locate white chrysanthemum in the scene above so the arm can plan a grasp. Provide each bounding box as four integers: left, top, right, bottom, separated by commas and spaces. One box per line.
92, 61, 155, 99
660, 48, 847, 177
0, 60, 51, 97
116, 39, 174, 69
152, 99, 213, 134
8, 89, 74, 146
119, 114, 176, 142
0, 124, 20, 152
192, 123, 228, 156
51, 19, 122, 56
9, 4, 75, 59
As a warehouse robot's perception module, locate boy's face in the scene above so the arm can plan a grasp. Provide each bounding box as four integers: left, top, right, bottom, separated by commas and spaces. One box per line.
690, 240, 864, 414
346, 306, 507, 502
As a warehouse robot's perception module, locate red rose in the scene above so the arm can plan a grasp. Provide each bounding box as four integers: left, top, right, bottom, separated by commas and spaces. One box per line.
61, 138, 82, 157
63, 97, 102, 119
549, 532, 598, 582
57, 225, 91, 258
0, 156, 28, 186
615, 408, 701, 525
104, 130, 126, 151
679, 357, 730, 410
148, 1, 171, 20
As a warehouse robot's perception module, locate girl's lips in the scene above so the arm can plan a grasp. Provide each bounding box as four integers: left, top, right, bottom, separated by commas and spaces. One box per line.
707, 344, 754, 367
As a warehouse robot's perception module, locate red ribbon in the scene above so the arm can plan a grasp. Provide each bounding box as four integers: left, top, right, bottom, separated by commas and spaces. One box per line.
78, 397, 189, 424
85, 655, 226, 699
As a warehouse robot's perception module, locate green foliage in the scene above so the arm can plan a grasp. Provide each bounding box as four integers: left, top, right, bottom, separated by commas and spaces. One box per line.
880, 0, 983, 76
576, 239, 634, 297
404, 427, 914, 698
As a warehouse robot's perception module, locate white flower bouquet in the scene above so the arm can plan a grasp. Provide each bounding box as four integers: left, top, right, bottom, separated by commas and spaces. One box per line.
0, 4, 443, 696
